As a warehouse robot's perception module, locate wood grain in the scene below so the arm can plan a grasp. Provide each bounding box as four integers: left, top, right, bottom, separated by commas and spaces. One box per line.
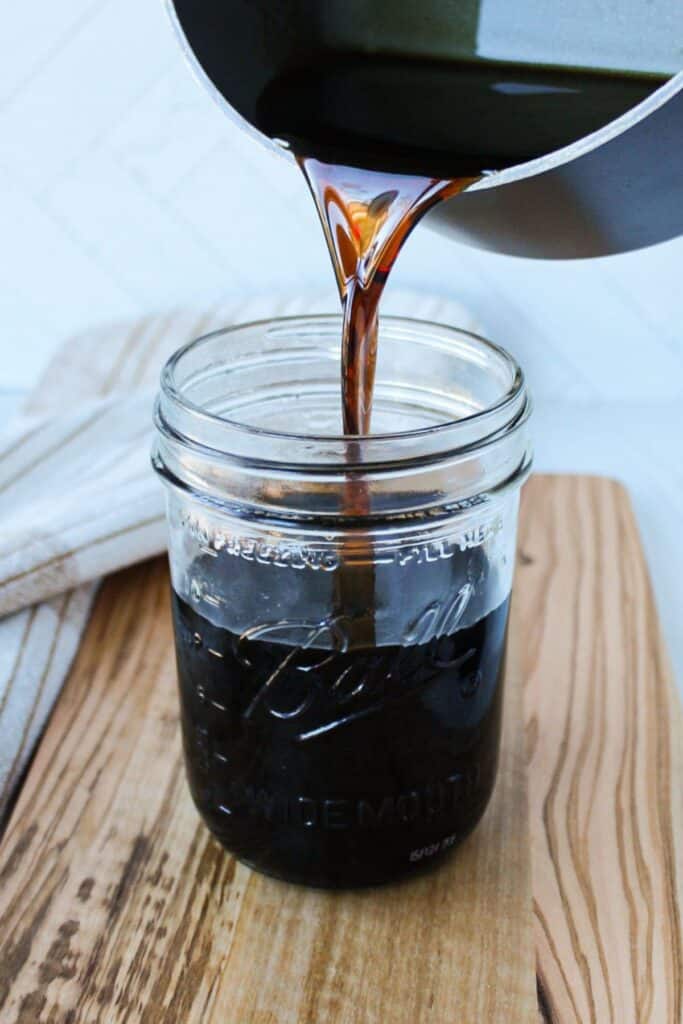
515, 475, 683, 1023
1, 474, 680, 1022
0, 560, 534, 1023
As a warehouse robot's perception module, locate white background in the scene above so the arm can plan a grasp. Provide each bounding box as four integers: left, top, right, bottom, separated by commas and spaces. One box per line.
1, 0, 682, 684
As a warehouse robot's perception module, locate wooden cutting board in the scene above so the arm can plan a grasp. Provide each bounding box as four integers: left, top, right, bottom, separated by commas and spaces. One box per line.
0, 475, 680, 1023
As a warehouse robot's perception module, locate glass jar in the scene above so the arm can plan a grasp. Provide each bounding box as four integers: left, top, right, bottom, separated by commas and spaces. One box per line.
153, 315, 532, 888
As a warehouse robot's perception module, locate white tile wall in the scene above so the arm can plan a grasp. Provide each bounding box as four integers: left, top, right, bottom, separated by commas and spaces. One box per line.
1, 1, 682, 683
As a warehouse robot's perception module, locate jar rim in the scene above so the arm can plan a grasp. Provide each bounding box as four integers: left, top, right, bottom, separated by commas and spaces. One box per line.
154, 314, 532, 518
158, 314, 527, 466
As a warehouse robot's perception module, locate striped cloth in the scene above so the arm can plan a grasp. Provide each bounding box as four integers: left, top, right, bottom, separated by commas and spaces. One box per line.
0, 291, 478, 824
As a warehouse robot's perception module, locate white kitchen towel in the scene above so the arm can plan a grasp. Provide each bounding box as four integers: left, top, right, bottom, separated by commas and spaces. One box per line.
0, 291, 478, 822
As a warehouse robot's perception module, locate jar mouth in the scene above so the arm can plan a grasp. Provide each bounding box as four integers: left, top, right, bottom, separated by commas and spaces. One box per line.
156, 314, 529, 471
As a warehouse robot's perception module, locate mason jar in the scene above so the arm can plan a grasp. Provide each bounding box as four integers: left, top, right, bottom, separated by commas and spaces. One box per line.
152, 315, 532, 888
